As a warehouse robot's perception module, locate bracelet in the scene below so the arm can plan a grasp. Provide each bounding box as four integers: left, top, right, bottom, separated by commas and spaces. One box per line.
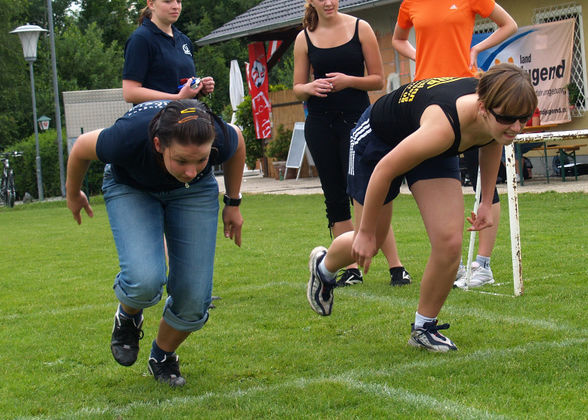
223, 193, 242, 206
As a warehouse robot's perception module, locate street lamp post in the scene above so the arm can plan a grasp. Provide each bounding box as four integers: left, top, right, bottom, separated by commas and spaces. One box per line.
11, 24, 47, 201
47, 0, 66, 197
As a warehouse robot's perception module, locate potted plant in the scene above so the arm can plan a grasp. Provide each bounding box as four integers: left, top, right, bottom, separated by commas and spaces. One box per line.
267, 124, 292, 180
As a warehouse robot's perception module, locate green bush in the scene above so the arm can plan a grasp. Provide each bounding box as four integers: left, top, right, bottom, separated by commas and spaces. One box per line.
235, 96, 264, 169
266, 124, 292, 161
6, 129, 104, 200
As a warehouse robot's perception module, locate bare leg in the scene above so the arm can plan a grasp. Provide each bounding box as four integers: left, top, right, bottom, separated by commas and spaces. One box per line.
120, 303, 140, 315
324, 202, 393, 273
155, 318, 190, 353
411, 178, 464, 318
331, 219, 359, 271
355, 202, 403, 268
477, 202, 500, 257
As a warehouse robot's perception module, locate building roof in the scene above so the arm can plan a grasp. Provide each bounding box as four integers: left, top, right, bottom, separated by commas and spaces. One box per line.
196, 0, 396, 46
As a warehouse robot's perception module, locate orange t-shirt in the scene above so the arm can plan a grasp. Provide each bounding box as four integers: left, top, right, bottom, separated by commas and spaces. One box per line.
397, 0, 495, 80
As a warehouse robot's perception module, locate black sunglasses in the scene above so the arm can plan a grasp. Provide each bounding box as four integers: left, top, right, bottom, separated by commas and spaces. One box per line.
488, 108, 533, 125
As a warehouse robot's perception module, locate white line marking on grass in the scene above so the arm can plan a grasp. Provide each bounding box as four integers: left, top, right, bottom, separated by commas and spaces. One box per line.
331, 376, 510, 420
23, 338, 586, 420
342, 288, 588, 335
0, 303, 112, 322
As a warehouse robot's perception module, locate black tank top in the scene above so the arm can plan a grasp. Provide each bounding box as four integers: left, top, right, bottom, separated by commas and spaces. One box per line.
305, 19, 370, 113
369, 77, 479, 156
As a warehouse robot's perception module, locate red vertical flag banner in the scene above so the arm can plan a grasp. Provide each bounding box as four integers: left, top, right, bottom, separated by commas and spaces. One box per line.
247, 42, 272, 139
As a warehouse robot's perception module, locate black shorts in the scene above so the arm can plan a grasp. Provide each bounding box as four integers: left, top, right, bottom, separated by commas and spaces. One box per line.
347, 105, 460, 205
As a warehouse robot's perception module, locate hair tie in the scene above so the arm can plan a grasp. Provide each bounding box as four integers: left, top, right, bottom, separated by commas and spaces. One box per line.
178, 115, 199, 124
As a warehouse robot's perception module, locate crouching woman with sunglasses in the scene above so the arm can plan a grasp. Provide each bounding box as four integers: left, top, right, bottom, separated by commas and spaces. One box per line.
306, 63, 536, 351
66, 99, 245, 386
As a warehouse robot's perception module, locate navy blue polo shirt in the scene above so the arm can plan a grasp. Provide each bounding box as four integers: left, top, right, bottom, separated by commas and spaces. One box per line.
96, 101, 238, 192
123, 19, 196, 96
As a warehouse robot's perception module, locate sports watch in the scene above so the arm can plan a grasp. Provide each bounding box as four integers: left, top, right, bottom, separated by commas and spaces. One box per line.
223, 193, 242, 206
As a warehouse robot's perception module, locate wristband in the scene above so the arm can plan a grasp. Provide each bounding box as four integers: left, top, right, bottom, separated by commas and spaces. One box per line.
223, 193, 242, 206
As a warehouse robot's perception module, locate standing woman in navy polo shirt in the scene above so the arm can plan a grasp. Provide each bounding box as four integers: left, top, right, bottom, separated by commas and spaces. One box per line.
122, 0, 215, 104
66, 99, 245, 386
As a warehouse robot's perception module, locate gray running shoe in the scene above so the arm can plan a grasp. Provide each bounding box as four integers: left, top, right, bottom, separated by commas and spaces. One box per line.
468, 262, 495, 287
453, 264, 467, 289
306, 246, 334, 316
408, 320, 458, 352
335, 268, 363, 287
148, 354, 186, 387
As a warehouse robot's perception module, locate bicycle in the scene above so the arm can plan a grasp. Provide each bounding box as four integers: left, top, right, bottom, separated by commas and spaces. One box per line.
1, 151, 23, 208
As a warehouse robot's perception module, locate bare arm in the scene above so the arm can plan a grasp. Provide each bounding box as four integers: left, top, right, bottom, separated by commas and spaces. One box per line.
352, 107, 455, 270
221, 125, 246, 247
122, 78, 205, 103
325, 20, 384, 91
391, 23, 416, 61
467, 141, 502, 231
293, 31, 332, 101
470, 4, 517, 69
66, 130, 101, 224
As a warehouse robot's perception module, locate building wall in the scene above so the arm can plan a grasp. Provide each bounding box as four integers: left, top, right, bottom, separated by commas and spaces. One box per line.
269, 0, 588, 173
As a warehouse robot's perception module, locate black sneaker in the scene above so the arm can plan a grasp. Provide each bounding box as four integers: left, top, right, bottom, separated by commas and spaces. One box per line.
148, 354, 186, 387
306, 246, 335, 316
407, 320, 457, 352
335, 268, 363, 287
390, 267, 412, 286
110, 307, 144, 366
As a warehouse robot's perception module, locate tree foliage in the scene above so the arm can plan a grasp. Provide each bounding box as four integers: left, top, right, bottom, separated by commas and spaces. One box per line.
1, 0, 297, 196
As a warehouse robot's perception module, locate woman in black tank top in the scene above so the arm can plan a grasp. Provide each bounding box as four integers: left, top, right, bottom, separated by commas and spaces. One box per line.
293, 0, 412, 287
305, 64, 537, 351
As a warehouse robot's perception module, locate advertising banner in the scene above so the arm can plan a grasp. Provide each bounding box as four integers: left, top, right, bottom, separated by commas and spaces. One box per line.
475, 19, 576, 125
247, 42, 272, 139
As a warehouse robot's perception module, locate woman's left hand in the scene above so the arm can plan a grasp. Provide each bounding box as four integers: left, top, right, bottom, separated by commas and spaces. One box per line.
199, 77, 215, 96
222, 205, 243, 247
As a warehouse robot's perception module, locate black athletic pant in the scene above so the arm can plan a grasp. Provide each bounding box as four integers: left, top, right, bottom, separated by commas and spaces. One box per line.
305, 110, 362, 227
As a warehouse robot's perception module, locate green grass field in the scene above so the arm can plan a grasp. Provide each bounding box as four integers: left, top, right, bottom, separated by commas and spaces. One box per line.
1, 192, 587, 419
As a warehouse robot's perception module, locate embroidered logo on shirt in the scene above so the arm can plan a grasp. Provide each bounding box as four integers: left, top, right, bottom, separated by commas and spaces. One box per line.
182, 44, 192, 56
449, 4, 458, 10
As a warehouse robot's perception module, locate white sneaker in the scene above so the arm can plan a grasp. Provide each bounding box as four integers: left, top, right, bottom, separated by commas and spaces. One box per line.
468, 262, 495, 287
453, 264, 467, 289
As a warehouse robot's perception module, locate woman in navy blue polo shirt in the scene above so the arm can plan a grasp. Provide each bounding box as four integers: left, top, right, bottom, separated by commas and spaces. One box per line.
122, 0, 215, 104
66, 99, 245, 386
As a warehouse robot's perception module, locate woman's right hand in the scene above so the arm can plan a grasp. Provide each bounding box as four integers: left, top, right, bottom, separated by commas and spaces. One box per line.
67, 190, 94, 225
308, 78, 333, 98
351, 230, 378, 273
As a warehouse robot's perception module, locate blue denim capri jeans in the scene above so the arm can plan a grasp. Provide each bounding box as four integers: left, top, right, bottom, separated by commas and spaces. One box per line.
102, 165, 219, 332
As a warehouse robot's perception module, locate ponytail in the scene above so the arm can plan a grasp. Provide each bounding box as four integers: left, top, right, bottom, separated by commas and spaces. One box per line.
138, 6, 152, 25
303, 1, 318, 31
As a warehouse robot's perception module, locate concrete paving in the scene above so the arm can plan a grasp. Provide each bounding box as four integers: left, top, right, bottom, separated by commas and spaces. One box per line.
218, 172, 588, 196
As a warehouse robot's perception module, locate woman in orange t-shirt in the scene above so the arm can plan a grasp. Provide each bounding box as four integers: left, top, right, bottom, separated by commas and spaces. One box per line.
392, 0, 517, 290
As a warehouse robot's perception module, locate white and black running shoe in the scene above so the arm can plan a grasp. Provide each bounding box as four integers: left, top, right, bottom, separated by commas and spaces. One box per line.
390, 267, 412, 286
148, 354, 186, 387
408, 320, 458, 352
307, 246, 334, 316
110, 307, 144, 366
335, 268, 363, 287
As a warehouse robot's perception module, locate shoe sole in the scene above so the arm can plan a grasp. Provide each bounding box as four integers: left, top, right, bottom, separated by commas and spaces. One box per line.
307, 246, 331, 316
